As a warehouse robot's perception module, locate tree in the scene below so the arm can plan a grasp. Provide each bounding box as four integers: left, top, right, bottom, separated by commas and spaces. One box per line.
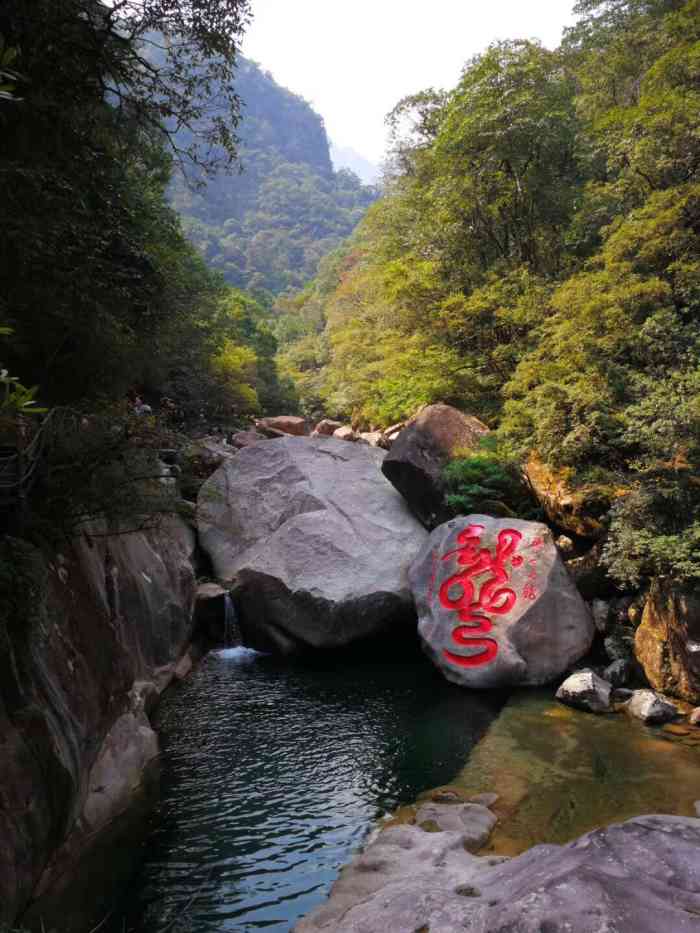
0, 0, 252, 172
0, 0, 252, 405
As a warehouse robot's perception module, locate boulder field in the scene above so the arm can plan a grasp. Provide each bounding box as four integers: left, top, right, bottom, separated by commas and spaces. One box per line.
197, 436, 428, 653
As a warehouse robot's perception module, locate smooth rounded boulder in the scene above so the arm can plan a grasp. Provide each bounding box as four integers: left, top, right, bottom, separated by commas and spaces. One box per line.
409, 515, 594, 687
197, 436, 428, 653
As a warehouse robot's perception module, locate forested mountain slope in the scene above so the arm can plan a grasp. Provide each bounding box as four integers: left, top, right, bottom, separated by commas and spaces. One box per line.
0, 3, 296, 421
276, 0, 700, 587
171, 58, 378, 299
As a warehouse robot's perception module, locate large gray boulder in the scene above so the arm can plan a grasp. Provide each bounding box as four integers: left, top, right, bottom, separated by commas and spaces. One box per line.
197, 437, 428, 653
409, 516, 594, 687
296, 814, 700, 932
381, 404, 490, 529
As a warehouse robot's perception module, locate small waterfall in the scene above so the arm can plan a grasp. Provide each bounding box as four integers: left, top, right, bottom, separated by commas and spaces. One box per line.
223, 593, 239, 647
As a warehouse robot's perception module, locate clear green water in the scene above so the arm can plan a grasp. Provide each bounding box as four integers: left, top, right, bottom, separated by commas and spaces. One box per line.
116, 647, 502, 933
448, 689, 700, 855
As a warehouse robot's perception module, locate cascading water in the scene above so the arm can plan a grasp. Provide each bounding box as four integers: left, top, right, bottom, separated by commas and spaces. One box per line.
223, 592, 239, 647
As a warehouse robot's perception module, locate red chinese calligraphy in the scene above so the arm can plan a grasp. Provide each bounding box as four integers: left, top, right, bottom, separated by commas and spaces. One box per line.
439, 524, 523, 668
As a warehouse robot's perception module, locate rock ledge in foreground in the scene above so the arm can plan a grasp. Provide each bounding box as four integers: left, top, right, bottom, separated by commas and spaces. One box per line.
296, 814, 700, 932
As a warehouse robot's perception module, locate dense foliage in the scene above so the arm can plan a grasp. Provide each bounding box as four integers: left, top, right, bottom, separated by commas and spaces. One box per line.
0, 0, 293, 419
170, 58, 378, 299
278, 0, 700, 584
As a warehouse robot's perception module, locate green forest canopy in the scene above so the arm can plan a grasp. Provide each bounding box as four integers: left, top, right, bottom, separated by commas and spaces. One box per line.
275, 0, 700, 584
0, 0, 295, 419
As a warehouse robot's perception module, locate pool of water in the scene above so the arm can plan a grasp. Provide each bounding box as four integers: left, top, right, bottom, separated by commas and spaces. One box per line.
116, 646, 502, 933
447, 689, 700, 855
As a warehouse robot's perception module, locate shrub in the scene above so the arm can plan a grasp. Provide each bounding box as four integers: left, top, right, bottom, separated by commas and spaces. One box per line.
443, 439, 539, 519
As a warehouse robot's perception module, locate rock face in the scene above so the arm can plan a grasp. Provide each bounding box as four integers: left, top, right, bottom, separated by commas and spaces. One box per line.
0, 516, 197, 929
382, 404, 490, 529
255, 415, 307, 437
556, 670, 612, 713
197, 437, 428, 653
525, 455, 609, 539
409, 516, 594, 688
635, 578, 700, 704
296, 814, 700, 932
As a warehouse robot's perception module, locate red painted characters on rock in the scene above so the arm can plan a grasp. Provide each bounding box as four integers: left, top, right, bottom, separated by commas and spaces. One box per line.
438, 524, 524, 669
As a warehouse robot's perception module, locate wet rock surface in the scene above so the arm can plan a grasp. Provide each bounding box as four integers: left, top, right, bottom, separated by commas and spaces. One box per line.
410, 516, 594, 687
197, 436, 427, 652
297, 814, 700, 932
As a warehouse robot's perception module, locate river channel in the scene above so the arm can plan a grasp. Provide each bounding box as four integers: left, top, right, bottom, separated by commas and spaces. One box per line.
116, 645, 502, 932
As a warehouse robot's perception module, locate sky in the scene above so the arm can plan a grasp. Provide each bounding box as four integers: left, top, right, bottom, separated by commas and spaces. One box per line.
242, 0, 579, 165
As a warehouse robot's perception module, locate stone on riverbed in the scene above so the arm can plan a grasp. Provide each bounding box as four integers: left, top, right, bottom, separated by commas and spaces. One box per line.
556, 670, 612, 713
626, 689, 679, 724
197, 436, 427, 653
409, 516, 594, 688
296, 814, 700, 932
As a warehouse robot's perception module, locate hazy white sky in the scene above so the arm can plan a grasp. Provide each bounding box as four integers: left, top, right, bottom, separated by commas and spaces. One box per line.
243, 1, 578, 164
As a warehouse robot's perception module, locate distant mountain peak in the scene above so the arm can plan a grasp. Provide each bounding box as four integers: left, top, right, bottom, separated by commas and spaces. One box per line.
330, 144, 380, 185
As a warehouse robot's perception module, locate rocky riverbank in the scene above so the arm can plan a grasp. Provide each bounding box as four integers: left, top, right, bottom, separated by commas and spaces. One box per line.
3, 405, 700, 932
297, 690, 700, 932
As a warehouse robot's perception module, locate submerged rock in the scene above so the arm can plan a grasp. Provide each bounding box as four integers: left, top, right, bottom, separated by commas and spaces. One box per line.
556, 670, 612, 713
197, 437, 427, 653
296, 814, 700, 932
409, 516, 594, 688
382, 403, 490, 529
